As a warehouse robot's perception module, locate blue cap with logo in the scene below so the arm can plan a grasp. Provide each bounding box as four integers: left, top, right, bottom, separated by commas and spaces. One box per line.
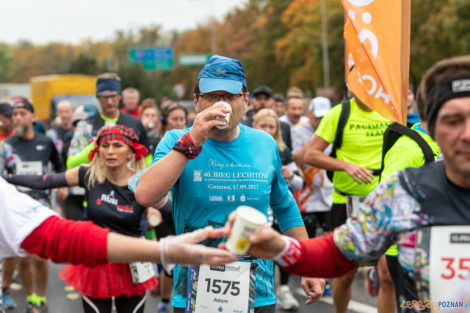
198, 55, 247, 94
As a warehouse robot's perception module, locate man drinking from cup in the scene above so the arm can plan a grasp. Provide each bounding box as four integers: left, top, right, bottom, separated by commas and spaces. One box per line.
133, 55, 324, 313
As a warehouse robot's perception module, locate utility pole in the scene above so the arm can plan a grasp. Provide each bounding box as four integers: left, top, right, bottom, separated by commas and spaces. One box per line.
191, 0, 217, 54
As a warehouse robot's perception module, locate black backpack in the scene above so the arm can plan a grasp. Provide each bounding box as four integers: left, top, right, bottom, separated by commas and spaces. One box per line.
378, 122, 435, 182
326, 99, 351, 181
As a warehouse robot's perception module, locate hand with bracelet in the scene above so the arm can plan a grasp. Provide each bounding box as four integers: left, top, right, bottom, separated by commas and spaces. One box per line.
171, 104, 231, 159
218, 211, 326, 303
188, 103, 232, 146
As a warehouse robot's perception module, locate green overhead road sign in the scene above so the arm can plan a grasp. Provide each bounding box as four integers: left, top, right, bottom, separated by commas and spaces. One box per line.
178, 54, 212, 67
129, 48, 174, 71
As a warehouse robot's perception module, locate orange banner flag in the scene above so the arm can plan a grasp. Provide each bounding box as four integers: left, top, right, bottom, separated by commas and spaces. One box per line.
342, 0, 410, 124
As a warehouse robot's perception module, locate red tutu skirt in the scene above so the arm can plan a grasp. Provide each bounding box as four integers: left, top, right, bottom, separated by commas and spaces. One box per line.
59, 262, 158, 299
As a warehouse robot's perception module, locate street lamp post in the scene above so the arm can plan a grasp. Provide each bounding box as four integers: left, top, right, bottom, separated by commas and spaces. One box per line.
190, 0, 217, 54
210, 16, 216, 54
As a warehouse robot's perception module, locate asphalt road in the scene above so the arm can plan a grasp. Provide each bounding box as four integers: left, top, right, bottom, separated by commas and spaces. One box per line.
4, 262, 377, 313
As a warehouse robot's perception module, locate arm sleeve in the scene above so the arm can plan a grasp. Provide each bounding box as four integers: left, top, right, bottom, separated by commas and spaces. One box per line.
3, 172, 68, 189
66, 142, 95, 169
284, 233, 358, 278
333, 174, 420, 264
20, 216, 109, 266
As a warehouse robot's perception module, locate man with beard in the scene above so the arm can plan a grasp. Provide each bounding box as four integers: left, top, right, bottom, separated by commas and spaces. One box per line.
231, 54, 470, 313
0, 98, 64, 313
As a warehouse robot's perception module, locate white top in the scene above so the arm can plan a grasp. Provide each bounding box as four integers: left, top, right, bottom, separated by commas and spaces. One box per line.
279, 115, 309, 129
291, 123, 333, 213
0, 177, 57, 258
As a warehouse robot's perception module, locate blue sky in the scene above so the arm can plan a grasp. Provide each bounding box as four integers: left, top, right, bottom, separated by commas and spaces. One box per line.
1, 0, 247, 44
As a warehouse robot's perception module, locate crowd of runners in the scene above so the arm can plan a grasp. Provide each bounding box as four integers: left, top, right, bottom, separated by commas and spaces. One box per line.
0, 53, 469, 313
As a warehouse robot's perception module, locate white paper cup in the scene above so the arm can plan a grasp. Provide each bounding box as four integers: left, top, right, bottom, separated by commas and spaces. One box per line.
226, 206, 268, 255
212, 101, 232, 129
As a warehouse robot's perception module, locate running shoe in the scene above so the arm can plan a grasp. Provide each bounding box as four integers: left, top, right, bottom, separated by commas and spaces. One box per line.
25, 302, 35, 313
36, 302, 47, 313
276, 285, 299, 311
366, 267, 379, 297
1, 290, 17, 309
157, 301, 170, 313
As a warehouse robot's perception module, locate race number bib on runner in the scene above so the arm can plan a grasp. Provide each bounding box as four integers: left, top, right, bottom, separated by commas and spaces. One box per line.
16, 161, 43, 192
16, 161, 43, 175
129, 262, 156, 284
69, 186, 86, 196
194, 261, 251, 313
429, 226, 470, 305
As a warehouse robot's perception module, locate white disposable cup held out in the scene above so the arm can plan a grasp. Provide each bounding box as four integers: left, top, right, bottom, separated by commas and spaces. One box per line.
226, 205, 268, 255
212, 101, 232, 129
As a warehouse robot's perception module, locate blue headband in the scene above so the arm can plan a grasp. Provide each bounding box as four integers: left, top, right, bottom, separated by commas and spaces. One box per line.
96, 78, 121, 96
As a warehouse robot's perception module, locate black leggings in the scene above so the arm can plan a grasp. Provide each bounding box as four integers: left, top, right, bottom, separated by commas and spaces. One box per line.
81, 295, 145, 313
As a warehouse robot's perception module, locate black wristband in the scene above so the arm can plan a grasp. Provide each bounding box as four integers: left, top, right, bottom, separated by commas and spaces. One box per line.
3, 172, 68, 190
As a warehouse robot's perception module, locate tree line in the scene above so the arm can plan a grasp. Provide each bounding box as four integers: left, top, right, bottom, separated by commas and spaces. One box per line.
0, 0, 468, 102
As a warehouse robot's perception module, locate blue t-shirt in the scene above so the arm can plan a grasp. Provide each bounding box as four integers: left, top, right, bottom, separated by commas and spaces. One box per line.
153, 124, 304, 308
407, 111, 420, 125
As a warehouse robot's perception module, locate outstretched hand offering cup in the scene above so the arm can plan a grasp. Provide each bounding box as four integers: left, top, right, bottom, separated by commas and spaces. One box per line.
219, 211, 287, 260
162, 226, 238, 270
225, 206, 268, 255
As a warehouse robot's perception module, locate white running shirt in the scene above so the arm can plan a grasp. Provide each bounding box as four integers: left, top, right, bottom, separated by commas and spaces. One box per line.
0, 177, 57, 258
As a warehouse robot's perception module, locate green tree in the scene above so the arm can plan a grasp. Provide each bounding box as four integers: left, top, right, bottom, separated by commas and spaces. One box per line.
410, 0, 470, 85
117, 63, 176, 103
0, 43, 15, 82
12, 41, 43, 82
39, 42, 76, 75
275, 0, 344, 96
241, 0, 292, 93
69, 53, 99, 75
